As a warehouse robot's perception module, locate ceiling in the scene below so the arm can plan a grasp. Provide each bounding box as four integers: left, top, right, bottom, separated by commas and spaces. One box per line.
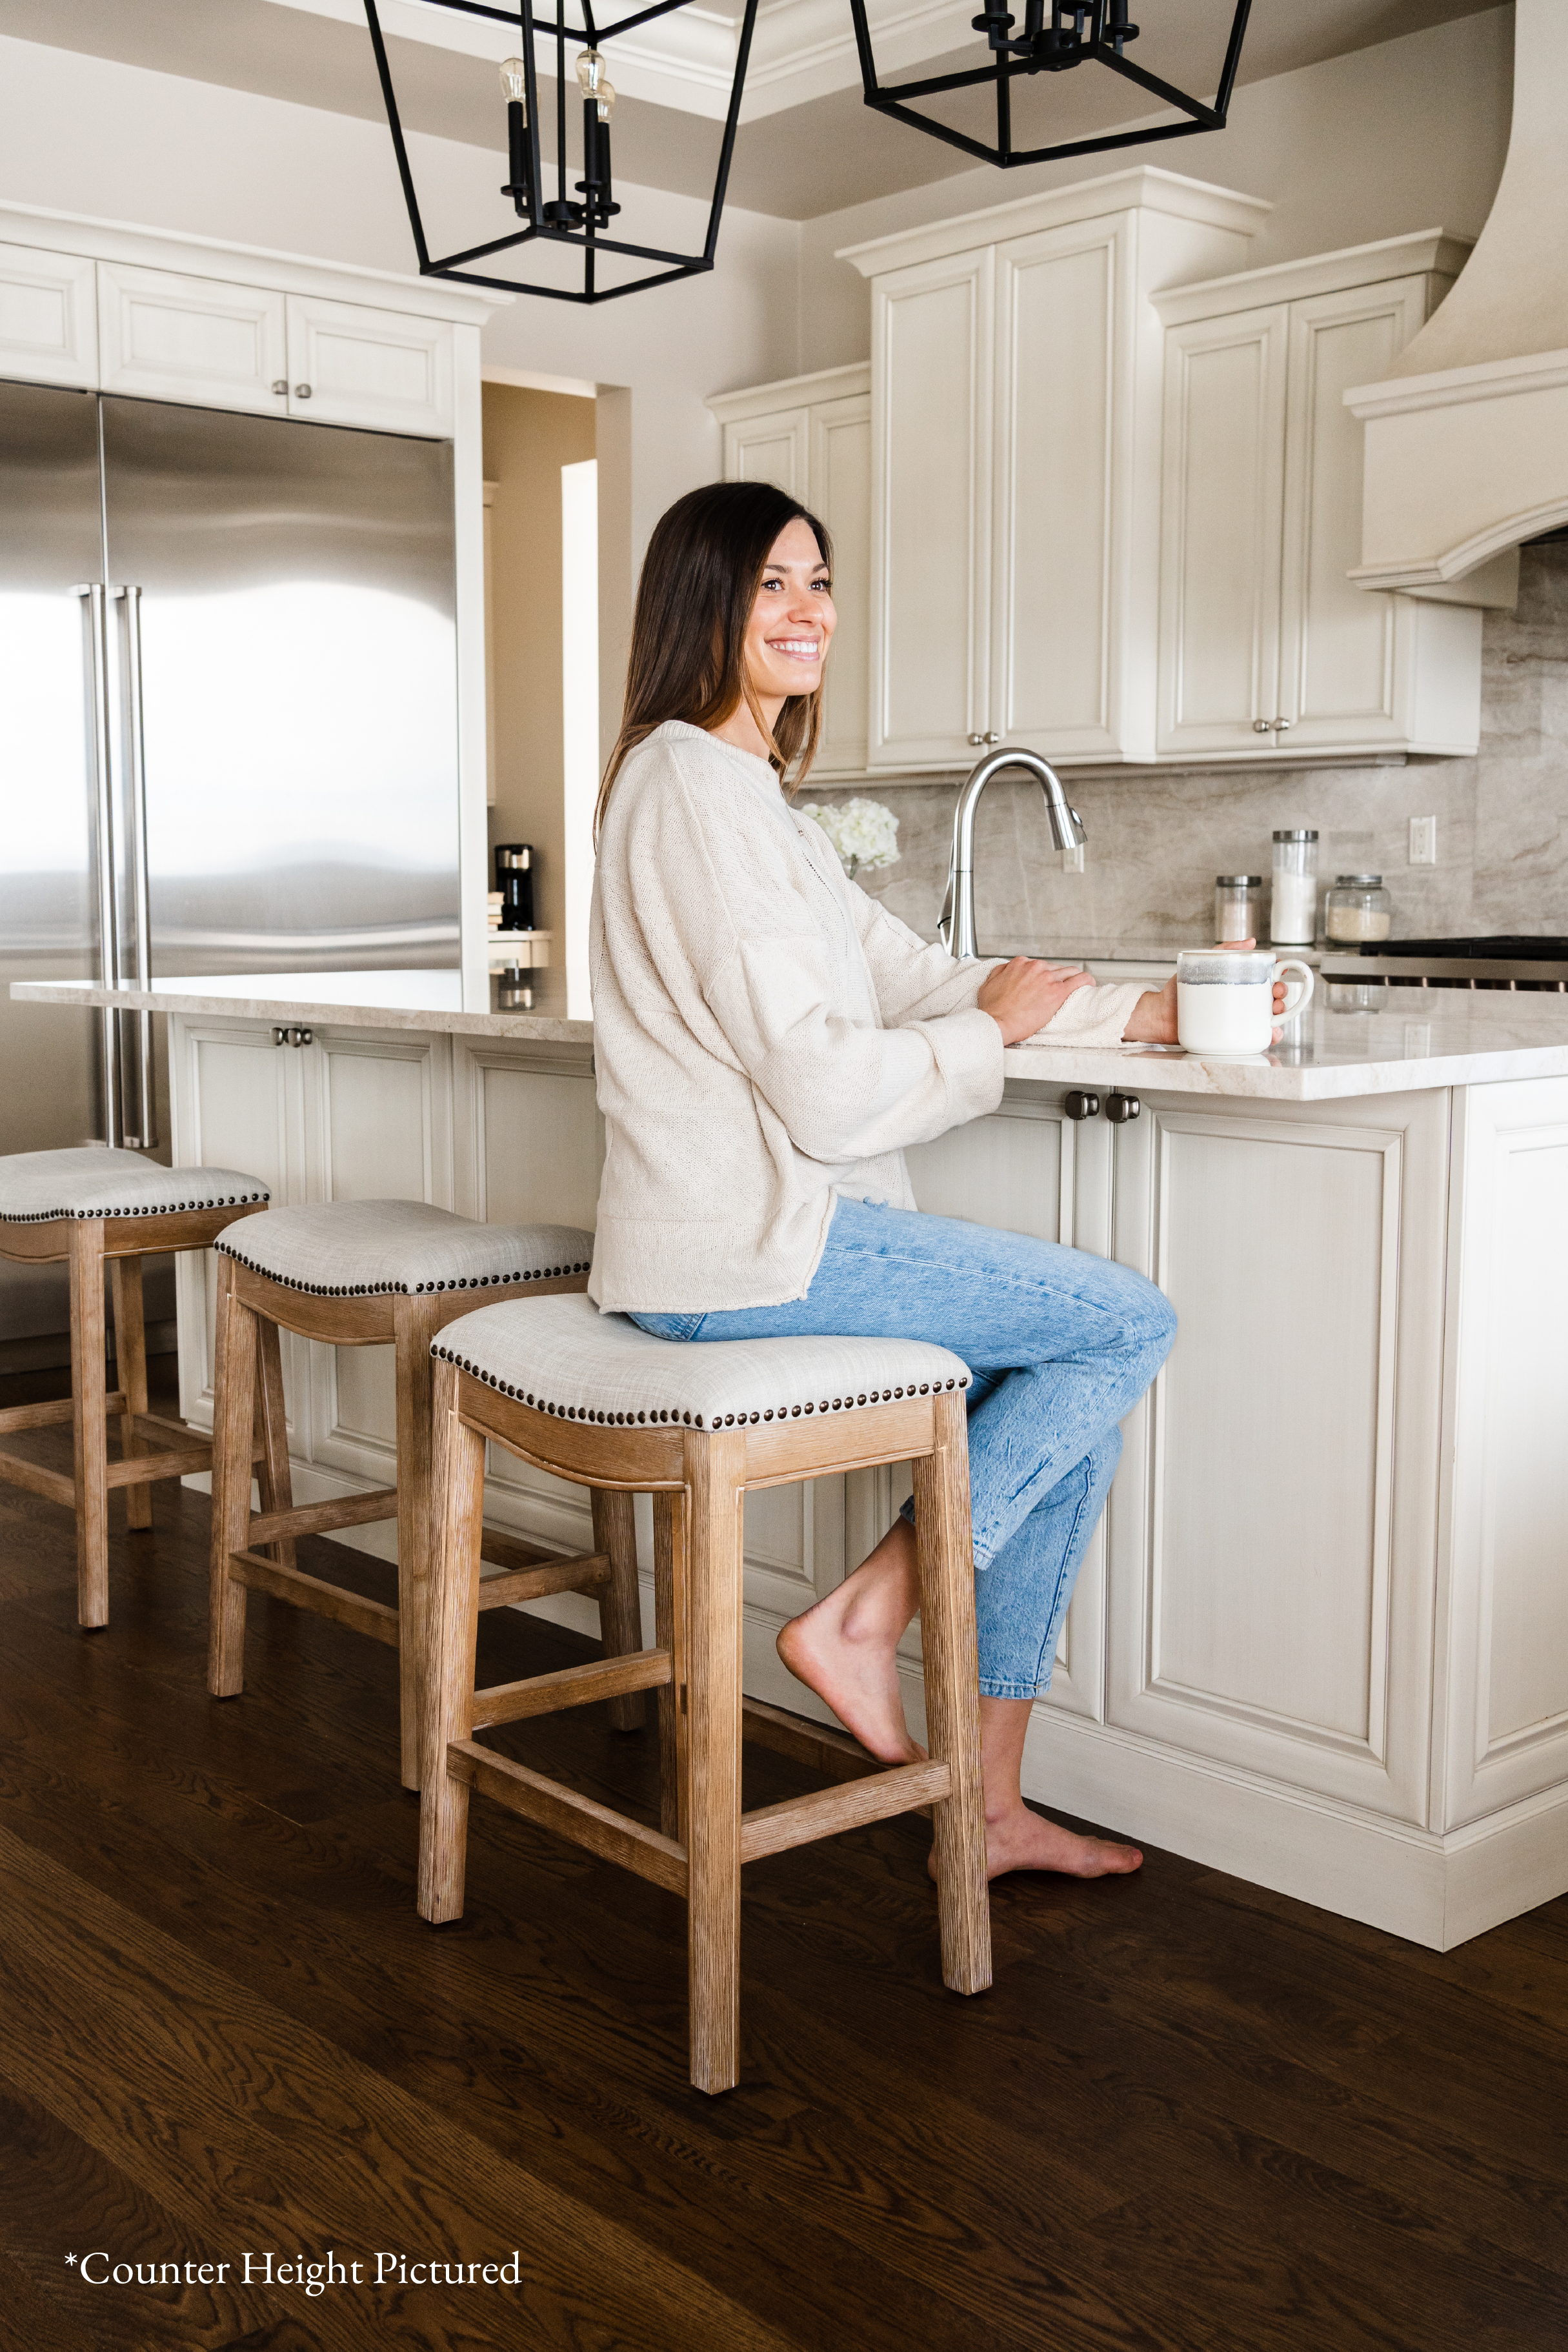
0, 0, 1503, 219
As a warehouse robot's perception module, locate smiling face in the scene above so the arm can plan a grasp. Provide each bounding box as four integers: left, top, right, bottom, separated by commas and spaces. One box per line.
741, 516, 836, 713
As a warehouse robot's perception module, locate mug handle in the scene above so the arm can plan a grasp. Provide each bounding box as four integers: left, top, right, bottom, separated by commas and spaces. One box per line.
1273, 958, 1315, 1020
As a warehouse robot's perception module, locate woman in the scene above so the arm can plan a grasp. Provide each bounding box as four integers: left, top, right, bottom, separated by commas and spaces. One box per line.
589, 482, 1250, 1882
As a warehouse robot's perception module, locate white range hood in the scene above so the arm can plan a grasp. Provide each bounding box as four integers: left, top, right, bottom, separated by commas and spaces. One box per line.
1346, 0, 1567, 597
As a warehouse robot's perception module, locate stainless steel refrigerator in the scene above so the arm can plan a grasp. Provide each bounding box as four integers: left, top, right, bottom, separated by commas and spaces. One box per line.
0, 382, 459, 1349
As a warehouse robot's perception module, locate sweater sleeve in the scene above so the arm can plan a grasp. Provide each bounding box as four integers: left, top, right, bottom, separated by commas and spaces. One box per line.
706, 932, 1005, 1164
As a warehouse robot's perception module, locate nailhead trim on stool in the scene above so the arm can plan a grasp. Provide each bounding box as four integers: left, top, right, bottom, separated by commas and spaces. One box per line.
215, 1199, 594, 1300
430, 1292, 971, 1433
0, 1146, 268, 1223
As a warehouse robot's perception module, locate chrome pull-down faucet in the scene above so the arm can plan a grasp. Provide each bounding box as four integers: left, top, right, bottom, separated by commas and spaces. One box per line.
938, 746, 1085, 960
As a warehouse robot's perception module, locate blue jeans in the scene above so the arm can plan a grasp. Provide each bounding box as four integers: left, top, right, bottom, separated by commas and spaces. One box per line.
629, 1198, 1176, 1699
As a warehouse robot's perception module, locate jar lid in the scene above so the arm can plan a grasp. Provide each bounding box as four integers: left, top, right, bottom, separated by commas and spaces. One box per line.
1272, 829, 1319, 842
1216, 874, 1263, 885
1176, 948, 1276, 985
1334, 872, 1383, 885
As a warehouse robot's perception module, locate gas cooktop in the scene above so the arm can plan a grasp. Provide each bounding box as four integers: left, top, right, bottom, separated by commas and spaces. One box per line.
1320, 938, 1568, 990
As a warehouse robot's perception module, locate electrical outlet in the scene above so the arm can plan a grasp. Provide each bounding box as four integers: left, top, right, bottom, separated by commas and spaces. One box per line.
1409, 815, 1437, 866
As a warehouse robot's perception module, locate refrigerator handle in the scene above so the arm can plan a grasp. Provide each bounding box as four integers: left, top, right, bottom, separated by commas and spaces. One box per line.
78, 583, 123, 1150
116, 585, 157, 1150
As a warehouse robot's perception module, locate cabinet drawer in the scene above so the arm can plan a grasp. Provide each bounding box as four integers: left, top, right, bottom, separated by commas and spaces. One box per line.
286, 295, 454, 437
97, 263, 288, 414
0, 241, 97, 388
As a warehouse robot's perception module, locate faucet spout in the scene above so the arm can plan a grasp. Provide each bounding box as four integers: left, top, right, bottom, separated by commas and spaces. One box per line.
939, 747, 1085, 960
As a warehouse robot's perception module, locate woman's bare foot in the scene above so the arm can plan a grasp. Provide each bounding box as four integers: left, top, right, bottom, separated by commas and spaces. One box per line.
776, 1520, 925, 1765
930, 1803, 1143, 1884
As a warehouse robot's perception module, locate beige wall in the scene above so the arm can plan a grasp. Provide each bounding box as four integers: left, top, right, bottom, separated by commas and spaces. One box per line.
482, 385, 597, 941
797, 7, 1516, 374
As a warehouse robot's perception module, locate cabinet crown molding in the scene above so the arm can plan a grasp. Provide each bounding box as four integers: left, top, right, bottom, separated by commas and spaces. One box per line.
1154, 229, 1474, 328
837, 165, 1271, 280
706, 361, 870, 422
0, 199, 510, 327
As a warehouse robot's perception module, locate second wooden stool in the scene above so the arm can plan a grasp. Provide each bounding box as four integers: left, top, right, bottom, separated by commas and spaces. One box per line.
206, 1201, 638, 1789
419, 1292, 992, 2095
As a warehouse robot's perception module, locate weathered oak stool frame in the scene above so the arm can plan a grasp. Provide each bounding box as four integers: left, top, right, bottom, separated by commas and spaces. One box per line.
419, 1320, 993, 2095
0, 1152, 274, 1627
206, 1214, 643, 1790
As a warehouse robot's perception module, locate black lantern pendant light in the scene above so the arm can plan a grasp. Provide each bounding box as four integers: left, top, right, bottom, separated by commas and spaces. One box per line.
847, 0, 1253, 172
364, 0, 758, 302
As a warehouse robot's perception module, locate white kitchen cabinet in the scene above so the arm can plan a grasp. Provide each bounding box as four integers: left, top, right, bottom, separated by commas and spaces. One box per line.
709, 363, 873, 777
1155, 235, 1504, 761
842, 167, 1269, 770
0, 240, 97, 388
97, 261, 290, 417
285, 293, 454, 437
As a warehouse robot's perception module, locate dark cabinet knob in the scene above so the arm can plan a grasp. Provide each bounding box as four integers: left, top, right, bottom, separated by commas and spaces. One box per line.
1105, 1091, 1141, 1123
1062, 1090, 1101, 1121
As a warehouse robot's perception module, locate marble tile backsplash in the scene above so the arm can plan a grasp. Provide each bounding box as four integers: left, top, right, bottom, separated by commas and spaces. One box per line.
825, 542, 1568, 952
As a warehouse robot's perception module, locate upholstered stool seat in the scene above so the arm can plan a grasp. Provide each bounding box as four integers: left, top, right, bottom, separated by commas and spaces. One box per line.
215, 1200, 593, 1301
206, 1202, 625, 1791
421, 1293, 992, 2095
0, 1146, 274, 1626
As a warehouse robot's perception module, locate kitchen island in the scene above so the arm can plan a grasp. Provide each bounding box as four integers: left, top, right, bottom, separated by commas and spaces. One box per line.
15, 967, 1568, 1951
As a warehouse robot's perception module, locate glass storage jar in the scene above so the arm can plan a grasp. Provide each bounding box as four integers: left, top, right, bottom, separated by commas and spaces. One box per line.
1214, 874, 1263, 943
1324, 874, 1393, 944
1270, 829, 1319, 945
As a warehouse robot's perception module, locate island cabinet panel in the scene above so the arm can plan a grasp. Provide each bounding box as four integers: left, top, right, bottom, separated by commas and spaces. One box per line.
168, 1016, 305, 1432
898, 1083, 1107, 1725
1443, 1078, 1568, 1831
303, 1030, 454, 1489
1103, 1089, 1449, 1824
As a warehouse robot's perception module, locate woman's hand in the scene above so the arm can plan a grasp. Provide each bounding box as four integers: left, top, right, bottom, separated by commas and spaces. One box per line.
977, 957, 1095, 1046
1121, 940, 1289, 1045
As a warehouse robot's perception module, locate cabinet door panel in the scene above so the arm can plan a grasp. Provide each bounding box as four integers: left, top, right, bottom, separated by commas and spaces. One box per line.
1156, 306, 1288, 758
722, 403, 809, 499
97, 264, 288, 415
870, 252, 992, 767
286, 295, 453, 437
992, 226, 1118, 755
1107, 1092, 1446, 1821
1444, 1080, 1568, 1826
810, 395, 871, 776
168, 1017, 301, 1431
0, 242, 97, 388
1279, 279, 1427, 748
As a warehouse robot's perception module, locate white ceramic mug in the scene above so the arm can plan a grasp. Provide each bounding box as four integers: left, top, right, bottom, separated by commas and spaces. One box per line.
1175, 948, 1314, 1057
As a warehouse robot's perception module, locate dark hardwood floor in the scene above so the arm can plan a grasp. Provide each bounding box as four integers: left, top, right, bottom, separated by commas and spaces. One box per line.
1, 1358, 1565, 2352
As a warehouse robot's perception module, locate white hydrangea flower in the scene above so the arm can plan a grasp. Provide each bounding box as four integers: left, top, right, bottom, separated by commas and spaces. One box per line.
801, 796, 900, 880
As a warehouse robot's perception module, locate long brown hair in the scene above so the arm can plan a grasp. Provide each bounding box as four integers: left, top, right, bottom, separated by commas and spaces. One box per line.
596, 481, 832, 835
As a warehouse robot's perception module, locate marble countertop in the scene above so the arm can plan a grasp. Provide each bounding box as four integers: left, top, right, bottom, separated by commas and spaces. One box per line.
16, 969, 1568, 1101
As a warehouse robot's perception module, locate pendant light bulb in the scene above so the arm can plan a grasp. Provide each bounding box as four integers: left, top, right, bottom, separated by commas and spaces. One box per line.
499, 55, 528, 106
576, 48, 616, 117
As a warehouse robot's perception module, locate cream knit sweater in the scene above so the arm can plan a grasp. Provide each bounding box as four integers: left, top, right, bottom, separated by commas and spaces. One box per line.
588, 721, 1146, 1312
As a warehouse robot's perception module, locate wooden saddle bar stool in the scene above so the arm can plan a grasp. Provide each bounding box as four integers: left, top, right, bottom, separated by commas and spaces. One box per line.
206, 1201, 642, 1791
0, 1145, 274, 1627
419, 1292, 994, 2095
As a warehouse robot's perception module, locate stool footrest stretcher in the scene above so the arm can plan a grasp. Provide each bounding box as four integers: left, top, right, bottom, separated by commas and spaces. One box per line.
248, 1488, 394, 1547
470, 1645, 672, 1729
228, 1548, 401, 1644
476, 1549, 611, 1610
447, 1739, 689, 1895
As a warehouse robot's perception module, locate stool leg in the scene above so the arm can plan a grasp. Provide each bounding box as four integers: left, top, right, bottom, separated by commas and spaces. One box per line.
683, 1428, 747, 2095
419, 1358, 487, 1922
207, 1256, 258, 1698
109, 1255, 152, 1532
653, 1490, 687, 1844
254, 1317, 296, 1572
592, 1487, 645, 1732
395, 1295, 445, 1793
912, 1391, 992, 1998
69, 1220, 110, 1628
